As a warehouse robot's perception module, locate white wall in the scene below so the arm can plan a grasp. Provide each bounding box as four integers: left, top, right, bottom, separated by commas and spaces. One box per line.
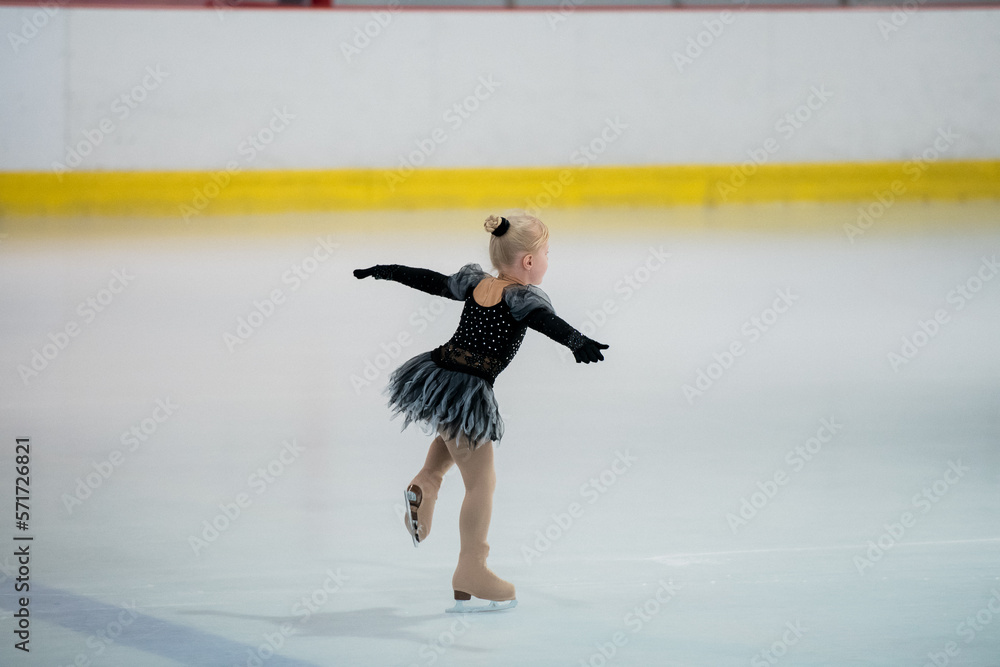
1, 6, 998, 172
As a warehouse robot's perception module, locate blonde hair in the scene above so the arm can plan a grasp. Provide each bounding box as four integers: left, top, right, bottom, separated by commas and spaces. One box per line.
482, 210, 549, 272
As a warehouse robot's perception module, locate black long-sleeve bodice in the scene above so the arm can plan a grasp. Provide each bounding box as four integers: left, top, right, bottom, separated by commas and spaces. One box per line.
367, 263, 586, 385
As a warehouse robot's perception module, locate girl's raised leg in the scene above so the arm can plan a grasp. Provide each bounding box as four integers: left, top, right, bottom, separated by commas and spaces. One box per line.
404, 434, 454, 545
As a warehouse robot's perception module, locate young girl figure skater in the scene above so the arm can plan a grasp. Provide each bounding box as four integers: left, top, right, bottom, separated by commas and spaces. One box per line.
353, 211, 608, 613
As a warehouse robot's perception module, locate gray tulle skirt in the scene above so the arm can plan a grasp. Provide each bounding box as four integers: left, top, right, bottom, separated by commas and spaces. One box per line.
382, 351, 503, 448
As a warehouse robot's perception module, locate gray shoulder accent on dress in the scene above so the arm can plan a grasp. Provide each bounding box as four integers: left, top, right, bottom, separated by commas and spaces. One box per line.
505, 284, 556, 321
446, 263, 489, 300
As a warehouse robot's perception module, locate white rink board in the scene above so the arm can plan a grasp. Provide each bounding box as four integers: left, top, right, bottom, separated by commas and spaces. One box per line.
1, 7, 999, 171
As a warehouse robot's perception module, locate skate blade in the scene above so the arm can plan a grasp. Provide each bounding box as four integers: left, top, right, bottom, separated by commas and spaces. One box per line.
403, 487, 420, 547
446, 599, 517, 613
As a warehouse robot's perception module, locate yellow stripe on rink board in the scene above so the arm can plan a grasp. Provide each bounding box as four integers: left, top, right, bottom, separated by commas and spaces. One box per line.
1, 161, 998, 220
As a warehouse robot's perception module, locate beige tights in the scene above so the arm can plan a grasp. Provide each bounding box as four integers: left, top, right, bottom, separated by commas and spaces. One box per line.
406, 434, 454, 542
444, 433, 515, 602
406, 430, 515, 601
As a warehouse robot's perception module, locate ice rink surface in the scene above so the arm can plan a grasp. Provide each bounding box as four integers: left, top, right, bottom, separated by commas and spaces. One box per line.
1, 203, 999, 666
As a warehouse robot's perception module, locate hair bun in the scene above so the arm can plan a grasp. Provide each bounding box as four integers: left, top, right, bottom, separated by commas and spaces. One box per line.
484, 215, 502, 234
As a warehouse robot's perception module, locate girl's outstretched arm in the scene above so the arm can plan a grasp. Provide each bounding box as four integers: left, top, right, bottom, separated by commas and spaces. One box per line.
354, 265, 459, 299
523, 309, 609, 364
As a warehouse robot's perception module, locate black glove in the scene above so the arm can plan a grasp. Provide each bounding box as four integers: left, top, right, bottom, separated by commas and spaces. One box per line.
354, 267, 377, 279
573, 337, 609, 364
